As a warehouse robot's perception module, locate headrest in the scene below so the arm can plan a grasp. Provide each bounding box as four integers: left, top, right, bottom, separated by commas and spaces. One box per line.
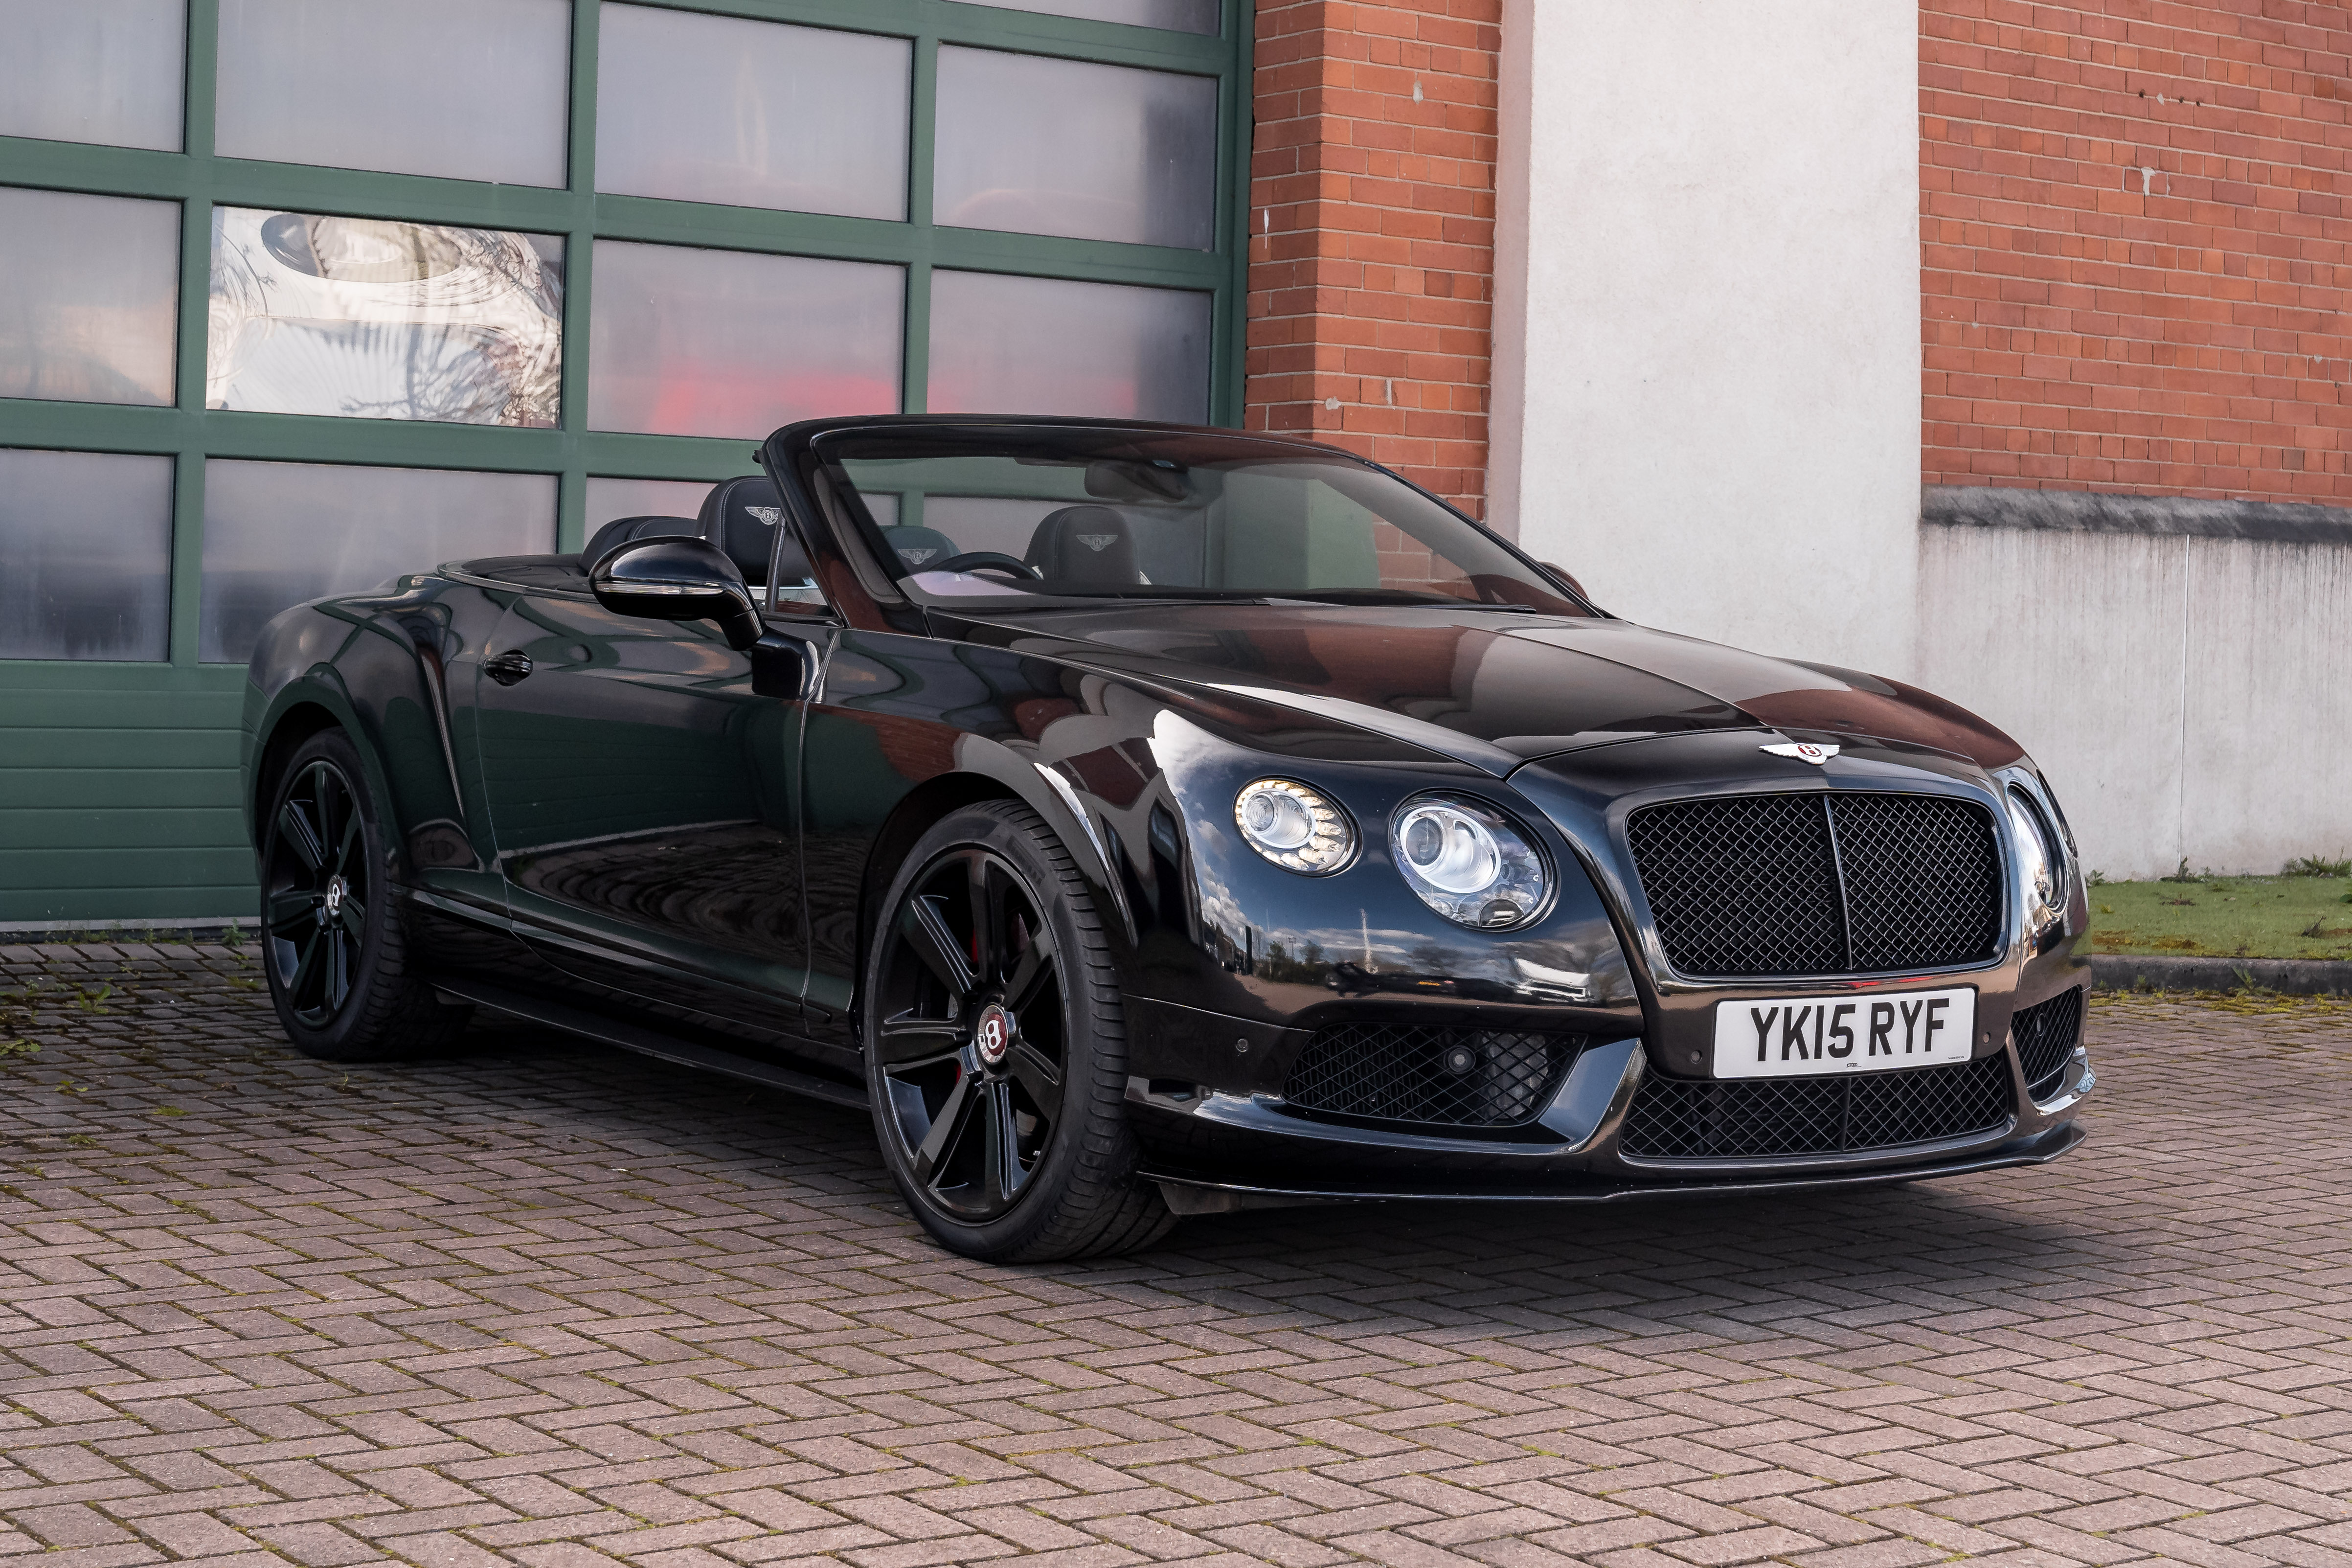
1026, 504, 1140, 588
584, 515, 699, 574
697, 476, 810, 587
880, 526, 958, 572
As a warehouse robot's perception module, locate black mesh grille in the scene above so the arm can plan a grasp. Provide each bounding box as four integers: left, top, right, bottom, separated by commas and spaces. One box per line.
1627, 793, 2002, 977
1619, 1054, 2014, 1159
1284, 1024, 1581, 1128
2013, 988, 2085, 1101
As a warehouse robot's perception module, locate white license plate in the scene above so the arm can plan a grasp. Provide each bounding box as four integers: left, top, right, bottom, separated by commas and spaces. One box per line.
1713, 987, 1976, 1079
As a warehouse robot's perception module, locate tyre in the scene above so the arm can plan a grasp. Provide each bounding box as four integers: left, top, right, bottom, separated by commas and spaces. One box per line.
863, 800, 1176, 1262
258, 728, 470, 1062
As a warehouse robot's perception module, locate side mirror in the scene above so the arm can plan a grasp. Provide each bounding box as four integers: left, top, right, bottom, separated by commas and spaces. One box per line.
591, 535, 762, 650
1539, 561, 1592, 602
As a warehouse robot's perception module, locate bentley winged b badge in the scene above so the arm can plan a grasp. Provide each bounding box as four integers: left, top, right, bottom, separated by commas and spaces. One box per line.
1762, 741, 1840, 765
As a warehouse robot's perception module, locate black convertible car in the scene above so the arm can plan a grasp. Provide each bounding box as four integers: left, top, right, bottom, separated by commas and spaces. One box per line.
242, 416, 2093, 1261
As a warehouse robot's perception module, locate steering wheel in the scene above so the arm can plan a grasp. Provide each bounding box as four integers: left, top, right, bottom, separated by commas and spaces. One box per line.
929, 551, 1042, 581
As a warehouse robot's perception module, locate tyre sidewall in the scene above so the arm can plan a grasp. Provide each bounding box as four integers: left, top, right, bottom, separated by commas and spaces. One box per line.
261, 729, 398, 1056
863, 803, 1130, 1260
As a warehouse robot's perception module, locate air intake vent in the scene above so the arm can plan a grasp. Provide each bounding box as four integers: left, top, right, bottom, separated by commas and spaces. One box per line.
2012, 988, 2084, 1100
1627, 792, 2002, 977
1619, 1055, 2013, 1160
1284, 1024, 1581, 1128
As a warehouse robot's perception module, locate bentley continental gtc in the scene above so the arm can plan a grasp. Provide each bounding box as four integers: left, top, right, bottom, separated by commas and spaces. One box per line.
241, 416, 2093, 1261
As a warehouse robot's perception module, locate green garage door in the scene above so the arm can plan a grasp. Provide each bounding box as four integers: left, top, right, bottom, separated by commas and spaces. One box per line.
0, 0, 1250, 925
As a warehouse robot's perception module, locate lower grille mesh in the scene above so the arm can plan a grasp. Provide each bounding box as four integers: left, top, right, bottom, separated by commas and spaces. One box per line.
1619, 1055, 2013, 1159
2013, 988, 2085, 1100
1284, 1024, 1581, 1128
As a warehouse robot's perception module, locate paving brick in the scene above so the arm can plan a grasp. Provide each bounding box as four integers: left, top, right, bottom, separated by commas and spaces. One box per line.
0, 953, 2347, 1567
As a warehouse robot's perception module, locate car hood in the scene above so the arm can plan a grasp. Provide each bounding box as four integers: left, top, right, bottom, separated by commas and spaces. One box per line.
949, 603, 2024, 778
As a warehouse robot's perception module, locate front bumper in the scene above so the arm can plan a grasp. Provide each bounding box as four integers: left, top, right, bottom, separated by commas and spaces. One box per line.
1126, 991, 2095, 1208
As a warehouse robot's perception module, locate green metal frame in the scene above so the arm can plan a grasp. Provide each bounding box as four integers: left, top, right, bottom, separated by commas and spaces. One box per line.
0, 0, 1255, 923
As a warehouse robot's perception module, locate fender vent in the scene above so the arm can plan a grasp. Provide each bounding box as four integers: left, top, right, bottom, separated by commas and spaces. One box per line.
1284, 1024, 1582, 1128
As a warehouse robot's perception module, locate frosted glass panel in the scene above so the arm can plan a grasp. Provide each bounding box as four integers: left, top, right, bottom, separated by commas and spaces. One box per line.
0, 449, 172, 662
929, 272, 1209, 422
935, 48, 1216, 249
589, 241, 901, 439
216, 0, 569, 186
980, 0, 1218, 33
208, 208, 565, 427
597, 6, 910, 220
0, 0, 185, 150
202, 461, 554, 663
0, 186, 178, 407
585, 477, 718, 529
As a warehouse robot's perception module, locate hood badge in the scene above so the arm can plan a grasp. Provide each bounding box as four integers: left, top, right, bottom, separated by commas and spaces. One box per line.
1763, 741, 1839, 765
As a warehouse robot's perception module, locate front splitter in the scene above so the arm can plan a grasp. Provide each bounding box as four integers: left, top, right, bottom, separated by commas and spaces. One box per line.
1145, 1121, 2086, 1215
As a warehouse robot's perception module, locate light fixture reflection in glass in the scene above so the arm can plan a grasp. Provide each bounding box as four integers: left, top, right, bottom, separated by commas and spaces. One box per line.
207, 208, 565, 427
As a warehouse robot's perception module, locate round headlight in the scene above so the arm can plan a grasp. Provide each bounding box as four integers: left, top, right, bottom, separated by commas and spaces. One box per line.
1234, 778, 1356, 874
1391, 795, 1549, 928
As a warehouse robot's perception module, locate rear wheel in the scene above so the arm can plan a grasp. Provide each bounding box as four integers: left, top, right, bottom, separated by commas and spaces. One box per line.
864, 801, 1174, 1262
259, 729, 469, 1061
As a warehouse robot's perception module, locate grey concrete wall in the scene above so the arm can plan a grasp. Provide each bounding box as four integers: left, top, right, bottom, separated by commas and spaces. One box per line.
1488, 0, 1922, 676
1915, 490, 2352, 881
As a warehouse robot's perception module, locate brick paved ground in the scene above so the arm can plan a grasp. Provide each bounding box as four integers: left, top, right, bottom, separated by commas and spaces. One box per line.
0, 943, 2347, 1568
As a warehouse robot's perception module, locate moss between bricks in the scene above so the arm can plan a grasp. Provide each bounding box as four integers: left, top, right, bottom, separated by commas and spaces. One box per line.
2089, 873, 2352, 960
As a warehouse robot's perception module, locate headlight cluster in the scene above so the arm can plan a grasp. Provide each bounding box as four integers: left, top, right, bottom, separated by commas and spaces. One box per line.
1392, 795, 1549, 928
1234, 779, 1549, 930
1233, 778, 1356, 874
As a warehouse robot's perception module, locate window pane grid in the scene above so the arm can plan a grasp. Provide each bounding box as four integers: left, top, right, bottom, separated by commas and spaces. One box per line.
0, 0, 1246, 668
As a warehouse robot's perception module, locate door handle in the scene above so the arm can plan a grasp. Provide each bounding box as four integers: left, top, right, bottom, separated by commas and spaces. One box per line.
484, 650, 534, 686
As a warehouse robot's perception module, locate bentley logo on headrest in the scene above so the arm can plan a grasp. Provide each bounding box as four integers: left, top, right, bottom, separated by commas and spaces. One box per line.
746, 506, 783, 525
898, 547, 937, 565
1076, 534, 1116, 552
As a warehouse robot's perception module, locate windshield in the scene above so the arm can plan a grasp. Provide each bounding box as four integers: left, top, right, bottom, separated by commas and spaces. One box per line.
812, 425, 1589, 613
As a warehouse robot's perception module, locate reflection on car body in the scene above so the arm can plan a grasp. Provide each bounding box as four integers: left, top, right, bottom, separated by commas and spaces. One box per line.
239, 416, 2092, 1263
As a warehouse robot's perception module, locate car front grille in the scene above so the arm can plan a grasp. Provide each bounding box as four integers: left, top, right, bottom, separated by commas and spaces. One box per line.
1618, 1054, 2014, 1159
1283, 1023, 1582, 1128
2012, 988, 2085, 1100
1627, 792, 2003, 977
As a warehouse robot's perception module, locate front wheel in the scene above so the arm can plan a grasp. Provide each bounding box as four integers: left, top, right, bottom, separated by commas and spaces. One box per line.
258, 728, 469, 1061
863, 801, 1174, 1262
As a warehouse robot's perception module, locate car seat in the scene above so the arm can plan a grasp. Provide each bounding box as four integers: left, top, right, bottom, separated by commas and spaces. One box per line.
1025, 505, 1142, 589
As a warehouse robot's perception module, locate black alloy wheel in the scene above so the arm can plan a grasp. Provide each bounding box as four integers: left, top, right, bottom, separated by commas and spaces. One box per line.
864, 801, 1174, 1261
257, 728, 469, 1061
264, 755, 369, 1026
874, 845, 1066, 1220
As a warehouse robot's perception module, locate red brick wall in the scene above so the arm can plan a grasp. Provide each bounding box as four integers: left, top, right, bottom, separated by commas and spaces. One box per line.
1923, 0, 2352, 501
1246, 0, 1500, 517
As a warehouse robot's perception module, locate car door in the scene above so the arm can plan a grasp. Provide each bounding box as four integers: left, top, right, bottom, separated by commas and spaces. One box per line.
469, 477, 833, 1053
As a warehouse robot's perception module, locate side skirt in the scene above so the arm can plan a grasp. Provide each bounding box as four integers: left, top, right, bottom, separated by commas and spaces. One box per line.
431, 976, 870, 1112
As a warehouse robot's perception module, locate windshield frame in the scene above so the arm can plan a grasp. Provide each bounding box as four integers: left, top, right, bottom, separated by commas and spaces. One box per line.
792, 417, 1599, 618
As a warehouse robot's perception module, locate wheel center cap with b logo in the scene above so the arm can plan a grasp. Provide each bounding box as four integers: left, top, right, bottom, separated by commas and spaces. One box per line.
321, 876, 347, 922
974, 1004, 1014, 1066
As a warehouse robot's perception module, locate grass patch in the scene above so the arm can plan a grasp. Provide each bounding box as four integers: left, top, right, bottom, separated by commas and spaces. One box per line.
2090, 873, 2352, 960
